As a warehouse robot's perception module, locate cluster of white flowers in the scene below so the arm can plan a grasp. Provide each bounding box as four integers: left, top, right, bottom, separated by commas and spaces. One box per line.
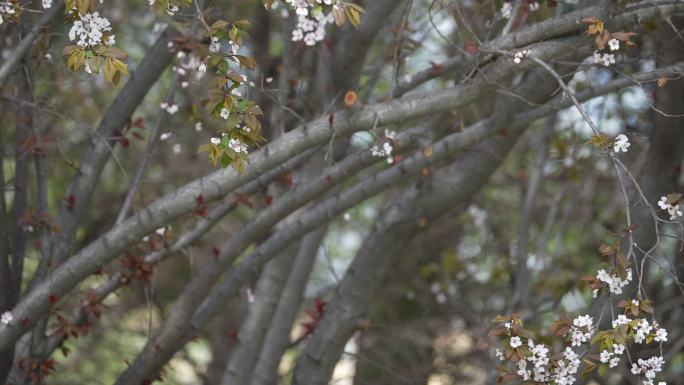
599, 344, 625, 368
228, 138, 248, 154
528, 2, 540, 11
654, 324, 668, 342
631, 356, 666, 385
68, 12, 116, 49
570, 314, 594, 346
292, 12, 334, 46
634, 318, 653, 344
555, 347, 581, 385
500, 2, 513, 19
160, 102, 179, 114
593, 50, 616, 66
596, 268, 632, 294
613, 133, 630, 153
210, 135, 248, 154
370, 130, 396, 164
513, 337, 580, 385
42, 0, 52, 8
220, 107, 230, 120
1, 311, 12, 325
513, 49, 531, 64
612, 314, 631, 328
0, 3, 16, 25
285, 0, 312, 15
657, 196, 682, 220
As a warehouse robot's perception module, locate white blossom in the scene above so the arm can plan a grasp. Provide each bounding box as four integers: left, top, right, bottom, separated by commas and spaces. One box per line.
612, 314, 631, 328
631, 356, 665, 385
43, 0, 53, 8
613, 133, 630, 153
228, 138, 247, 154
609, 357, 620, 368
291, 11, 333, 46
570, 315, 594, 346
510, 336, 522, 348
600, 350, 613, 363
160, 102, 179, 115
634, 318, 653, 344
210, 137, 221, 145
608, 38, 620, 51
160, 132, 172, 141
1, 311, 12, 325
220, 107, 230, 119
195, 122, 203, 131
657, 196, 682, 220
68, 12, 114, 49
513, 49, 531, 64
593, 50, 616, 67
654, 327, 668, 342
501, 2, 513, 19
596, 268, 632, 294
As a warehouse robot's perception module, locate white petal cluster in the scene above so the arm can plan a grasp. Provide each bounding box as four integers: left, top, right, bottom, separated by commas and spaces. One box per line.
593, 50, 616, 67
600, 343, 624, 368
500, 2, 513, 19
1, 311, 13, 325
68, 12, 114, 49
631, 356, 665, 385
596, 268, 632, 294
510, 336, 522, 348
634, 318, 652, 344
292, 12, 333, 46
370, 130, 397, 164
608, 38, 620, 51
654, 326, 668, 342
658, 196, 683, 220
514, 340, 580, 385
42, 0, 53, 8
613, 134, 630, 153
513, 49, 531, 64
220, 108, 230, 120
228, 138, 248, 154
612, 314, 631, 328
160, 102, 179, 114
570, 315, 594, 346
